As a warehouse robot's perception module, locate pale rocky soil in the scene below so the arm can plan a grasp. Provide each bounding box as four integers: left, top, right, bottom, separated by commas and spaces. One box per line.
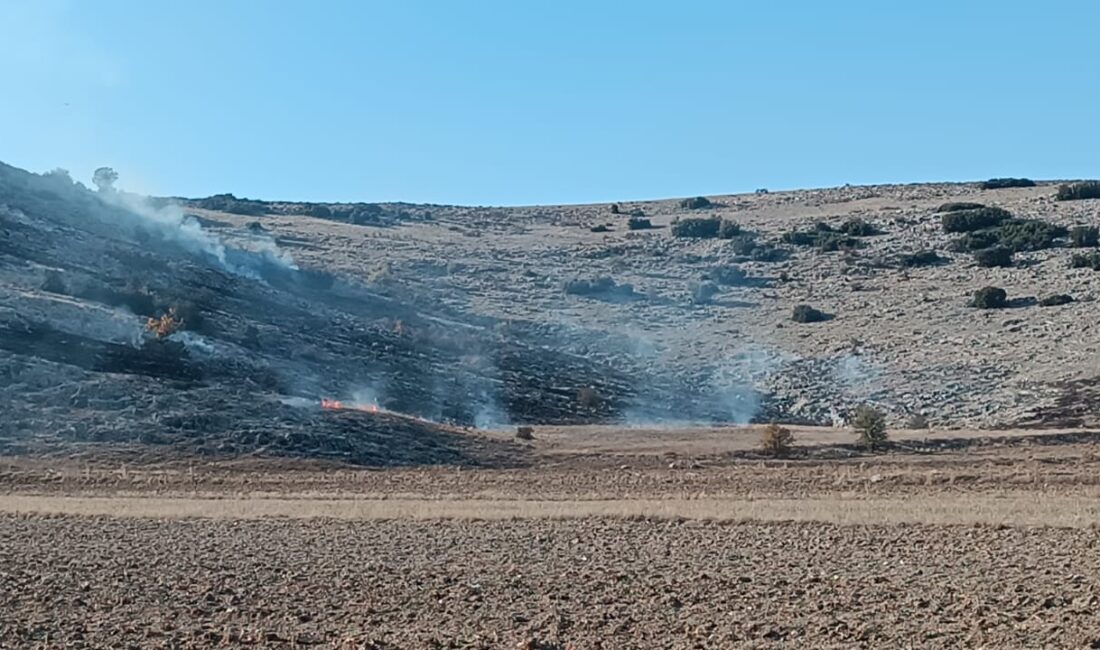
193, 180, 1100, 429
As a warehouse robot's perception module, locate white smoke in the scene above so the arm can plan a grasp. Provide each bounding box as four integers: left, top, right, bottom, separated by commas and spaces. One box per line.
92, 171, 296, 279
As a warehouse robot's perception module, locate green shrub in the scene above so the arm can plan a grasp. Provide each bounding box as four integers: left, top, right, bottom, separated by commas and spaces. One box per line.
971, 286, 1008, 309
951, 231, 1001, 252
995, 219, 1067, 251
671, 217, 721, 238
727, 234, 758, 256
1070, 226, 1099, 247
707, 265, 749, 286
1070, 251, 1100, 270
899, 250, 944, 267
981, 178, 1036, 190
1039, 294, 1074, 307
973, 247, 1013, 268
1056, 181, 1100, 201
941, 207, 1012, 233
850, 406, 888, 450
937, 202, 986, 213
717, 219, 742, 239
782, 228, 861, 252
840, 218, 879, 236
627, 217, 653, 230
679, 196, 712, 210
791, 304, 830, 323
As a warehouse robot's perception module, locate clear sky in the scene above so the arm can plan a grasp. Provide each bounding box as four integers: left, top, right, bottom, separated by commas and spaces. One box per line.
1, 1, 1097, 206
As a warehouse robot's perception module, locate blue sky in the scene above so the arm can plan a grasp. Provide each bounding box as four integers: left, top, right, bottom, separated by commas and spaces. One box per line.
1, 1, 1097, 205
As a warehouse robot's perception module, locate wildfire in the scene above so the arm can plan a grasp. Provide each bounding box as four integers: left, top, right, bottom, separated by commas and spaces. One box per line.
320, 398, 379, 413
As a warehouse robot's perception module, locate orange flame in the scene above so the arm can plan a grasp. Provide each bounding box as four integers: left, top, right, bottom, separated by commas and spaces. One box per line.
320, 398, 379, 413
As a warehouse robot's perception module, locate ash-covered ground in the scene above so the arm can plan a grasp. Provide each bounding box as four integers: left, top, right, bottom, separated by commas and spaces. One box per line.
3, 162, 1100, 464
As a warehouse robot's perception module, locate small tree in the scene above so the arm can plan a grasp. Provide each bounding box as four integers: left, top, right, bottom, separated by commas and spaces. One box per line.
850, 405, 888, 450
760, 423, 795, 458
92, 167, 118, 192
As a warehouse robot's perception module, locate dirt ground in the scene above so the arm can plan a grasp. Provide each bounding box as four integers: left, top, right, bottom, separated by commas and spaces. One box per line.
5, 427, 1100, 648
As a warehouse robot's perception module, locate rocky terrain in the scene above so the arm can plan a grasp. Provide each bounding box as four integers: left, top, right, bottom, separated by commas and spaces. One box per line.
3, 160, 1100, 464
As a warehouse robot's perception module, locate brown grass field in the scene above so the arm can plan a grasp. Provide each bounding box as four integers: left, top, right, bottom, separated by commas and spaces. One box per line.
5, 425, 1100, 648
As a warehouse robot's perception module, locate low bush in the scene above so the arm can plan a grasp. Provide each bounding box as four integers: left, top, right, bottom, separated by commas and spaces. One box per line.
971, 286, 1008, 309
1070, 252, 1100, 270
899, 250, 945, 267
941, 207, 1012, 233
995, 219, 1067, 252
727, 233, 758, 256
1056, 181, 1100, 202
839, 218, 879, 236
973, 247, 1013, 268
589, 224, 610, 233
717, 219, 742, 239
760, 423, 795, 458
1039, 294, 1074, 307
850, 406, 888, 450
563, 276, 636, 299
41, 270, 66, 294
937, 202, 986, 213
691, 280, 720, 304
950, 231, 1000, 252
782, 228, 861, 252
1070, 226, 1099, 247
671, 217, 721, 238
792, 304, 830, 323
679, 196, 712, 210
707, 265, 750, 286
192, 193, 268, 216
981, 178, 1036, 190
627, 217, 653, 230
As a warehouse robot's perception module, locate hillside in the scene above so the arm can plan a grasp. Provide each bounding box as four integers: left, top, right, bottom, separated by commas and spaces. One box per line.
2, 162, 1099, 463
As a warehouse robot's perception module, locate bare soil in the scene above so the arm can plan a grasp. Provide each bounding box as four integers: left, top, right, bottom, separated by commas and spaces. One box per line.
5, 428, 1100, 648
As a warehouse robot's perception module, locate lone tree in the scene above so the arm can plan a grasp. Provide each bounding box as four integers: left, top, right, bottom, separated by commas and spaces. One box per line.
92, 167, 118, 193
760, 423, 795, 458
850, 405, 888, 451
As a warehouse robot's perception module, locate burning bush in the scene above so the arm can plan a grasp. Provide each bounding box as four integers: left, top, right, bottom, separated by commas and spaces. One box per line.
971, 286, 1008, 309
981, 178, 1036, 190
1056, 181, 1100, 201
973, 247, 1013, 268
941, 207, 1012, 233
1070, 226, 1099, 247
850, 405, 888, 450
145, 308, 183, 339
679, 196, 712, 210
760, 423, 795, 458
671, 217, 721, 238
792, 304, 831, 323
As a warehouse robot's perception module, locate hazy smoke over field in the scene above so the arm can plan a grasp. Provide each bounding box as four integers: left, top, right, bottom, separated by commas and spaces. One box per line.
93, 170, 296, 280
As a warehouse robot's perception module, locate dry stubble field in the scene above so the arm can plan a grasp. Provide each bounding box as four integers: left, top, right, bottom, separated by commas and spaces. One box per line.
4, 425, 1100, 648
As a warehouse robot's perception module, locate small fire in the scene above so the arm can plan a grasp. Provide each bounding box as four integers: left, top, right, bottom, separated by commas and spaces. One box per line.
320, 398, 379, 413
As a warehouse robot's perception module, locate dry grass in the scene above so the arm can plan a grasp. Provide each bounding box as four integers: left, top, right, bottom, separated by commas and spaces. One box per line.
5, 493, 1100, 527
